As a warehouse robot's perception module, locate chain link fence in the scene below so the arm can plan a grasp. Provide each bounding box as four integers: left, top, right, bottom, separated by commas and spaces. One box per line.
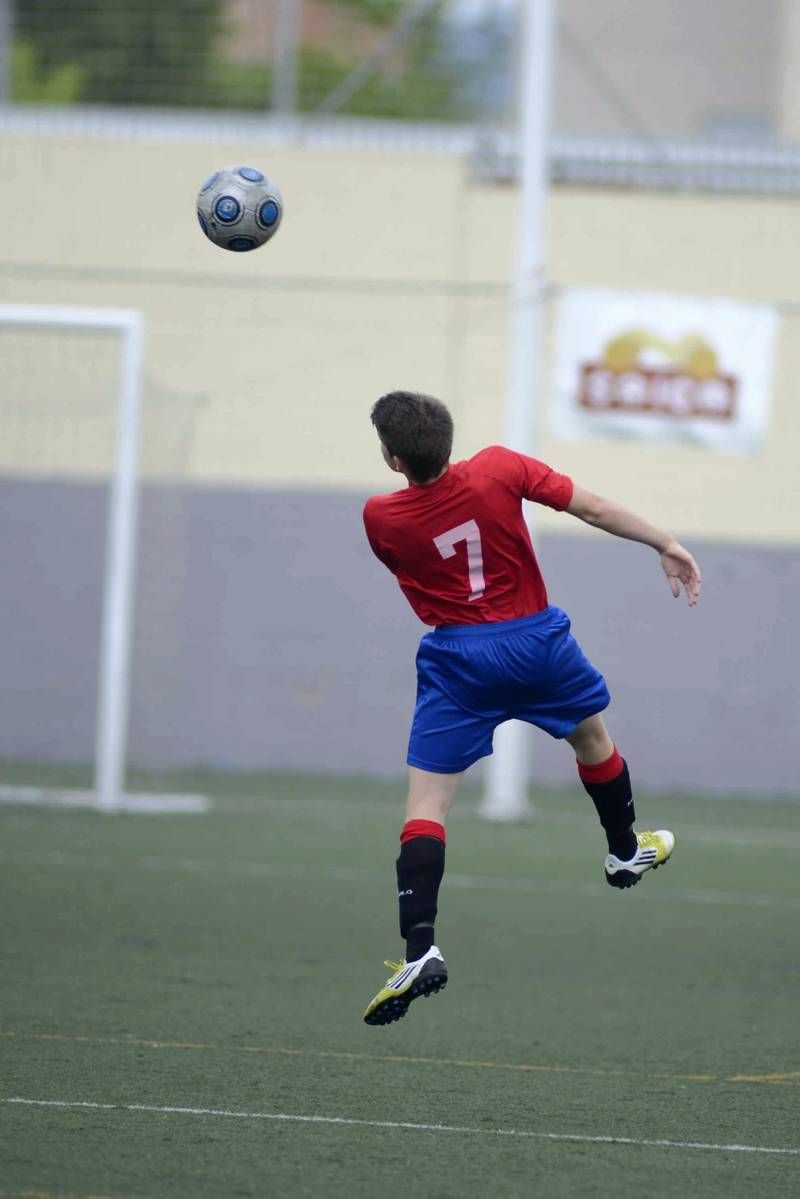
3, 0, 790, 142
6, 0, 515, 122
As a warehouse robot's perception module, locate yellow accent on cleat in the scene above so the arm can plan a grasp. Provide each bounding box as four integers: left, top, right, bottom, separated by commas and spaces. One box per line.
362, 960, 410, 1020
605, 829, 675, 888
637, 830, 674, 862
363, 947, 448, 1026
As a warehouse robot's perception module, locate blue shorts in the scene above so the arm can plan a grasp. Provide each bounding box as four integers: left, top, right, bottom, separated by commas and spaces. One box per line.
407, 606, 610, 775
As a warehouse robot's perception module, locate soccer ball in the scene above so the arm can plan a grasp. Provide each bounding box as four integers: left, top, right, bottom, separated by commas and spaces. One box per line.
196, 165, 283, 252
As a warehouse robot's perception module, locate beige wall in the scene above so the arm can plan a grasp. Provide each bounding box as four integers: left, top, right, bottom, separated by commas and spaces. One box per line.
1, 129, 799, 544
774, 0, 800, 142
556, 0, 779, 140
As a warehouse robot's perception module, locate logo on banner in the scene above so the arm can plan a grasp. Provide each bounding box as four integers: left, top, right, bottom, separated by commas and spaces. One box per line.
550, 288, 778, 455
580, 329, 737, 421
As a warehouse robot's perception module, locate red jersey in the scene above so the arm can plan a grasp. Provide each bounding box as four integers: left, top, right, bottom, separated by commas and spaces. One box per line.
363, 445, 574, 626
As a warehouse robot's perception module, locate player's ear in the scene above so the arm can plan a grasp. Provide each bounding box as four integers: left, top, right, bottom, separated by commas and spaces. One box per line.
380, 442, 404, 473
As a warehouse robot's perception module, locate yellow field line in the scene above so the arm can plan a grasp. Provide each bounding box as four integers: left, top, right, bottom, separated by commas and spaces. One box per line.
729, 1072, 800, 1085
0, 1191, 122, 1199
5, 1029, 791, 1087
0, 1029, 670, 1079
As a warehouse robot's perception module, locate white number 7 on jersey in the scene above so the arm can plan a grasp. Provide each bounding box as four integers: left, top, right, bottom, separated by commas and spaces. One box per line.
433, 519, 486, 601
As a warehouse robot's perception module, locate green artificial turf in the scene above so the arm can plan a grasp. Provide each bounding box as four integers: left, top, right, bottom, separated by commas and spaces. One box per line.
1, 768, 799, 1198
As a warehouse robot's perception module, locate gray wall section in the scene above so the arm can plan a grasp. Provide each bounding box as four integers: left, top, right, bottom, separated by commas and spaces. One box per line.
0, 477, 797, 796
0, 479, 105, 761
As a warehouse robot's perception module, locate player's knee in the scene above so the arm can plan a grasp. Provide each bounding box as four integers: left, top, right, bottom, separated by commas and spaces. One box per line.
406, 794, 450, 824
568, 713, 613, 762
406, 765, 462, 823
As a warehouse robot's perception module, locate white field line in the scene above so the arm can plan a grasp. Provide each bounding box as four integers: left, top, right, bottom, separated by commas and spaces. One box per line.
0, 785, 209, 814
0, 847, 798, 912
528, 811, 800, 851
4, 787, 800, 849
0, 846, 794, 911
229, 806, 800, 851
131, 796, 800, 851
5, 1097, 799, 1157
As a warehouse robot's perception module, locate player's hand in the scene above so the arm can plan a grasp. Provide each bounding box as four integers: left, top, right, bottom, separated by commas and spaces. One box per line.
660, 540, 701, 606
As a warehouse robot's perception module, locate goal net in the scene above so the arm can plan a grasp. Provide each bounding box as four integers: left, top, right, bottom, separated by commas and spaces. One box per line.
0, 305, 205, 813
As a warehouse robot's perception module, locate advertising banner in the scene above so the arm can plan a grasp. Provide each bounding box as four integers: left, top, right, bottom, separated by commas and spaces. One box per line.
550, 288, 779, 454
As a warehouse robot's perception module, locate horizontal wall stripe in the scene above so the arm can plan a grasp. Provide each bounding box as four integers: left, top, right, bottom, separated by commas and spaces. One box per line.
0, 478, 797, 795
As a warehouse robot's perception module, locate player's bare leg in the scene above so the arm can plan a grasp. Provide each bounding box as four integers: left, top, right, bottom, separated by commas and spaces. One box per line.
567, 714, 674, 888
363, 767, 460, 1026
566, 712, 614, 765
405, 764, 463, 823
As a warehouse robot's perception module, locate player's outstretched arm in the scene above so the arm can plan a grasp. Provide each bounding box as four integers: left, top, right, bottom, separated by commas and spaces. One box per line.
566, 485, 702, 606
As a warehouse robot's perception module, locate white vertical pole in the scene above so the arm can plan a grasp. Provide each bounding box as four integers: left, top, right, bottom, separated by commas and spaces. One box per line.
95, 315, 144, 812
481, 0, 556, 821
272, 0, 301, 114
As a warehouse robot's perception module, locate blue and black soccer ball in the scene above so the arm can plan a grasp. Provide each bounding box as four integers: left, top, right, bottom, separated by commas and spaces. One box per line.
197, 165, 283, 252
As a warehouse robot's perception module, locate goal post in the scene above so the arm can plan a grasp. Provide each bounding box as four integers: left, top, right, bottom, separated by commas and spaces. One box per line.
480, 0, 556, 821
0, 304, 144, 812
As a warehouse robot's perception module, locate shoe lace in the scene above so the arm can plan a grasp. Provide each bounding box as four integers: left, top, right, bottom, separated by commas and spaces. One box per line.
384, 959, 404, 974
637, 831, 660, 849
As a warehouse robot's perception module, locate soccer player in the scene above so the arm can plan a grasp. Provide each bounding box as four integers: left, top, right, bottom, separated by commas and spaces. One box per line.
361, 391, 701, 1027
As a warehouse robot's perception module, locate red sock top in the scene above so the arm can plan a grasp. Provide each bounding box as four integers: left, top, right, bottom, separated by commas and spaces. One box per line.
401, 818, 446, 845
577, 747, 624, 784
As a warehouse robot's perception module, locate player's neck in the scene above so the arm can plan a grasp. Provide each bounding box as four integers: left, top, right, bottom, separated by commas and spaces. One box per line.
406, 462, 450, 488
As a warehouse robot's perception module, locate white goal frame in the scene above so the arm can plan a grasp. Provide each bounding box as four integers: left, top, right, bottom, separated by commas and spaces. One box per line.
0, 303, 144, 812
481, 0, 555, 821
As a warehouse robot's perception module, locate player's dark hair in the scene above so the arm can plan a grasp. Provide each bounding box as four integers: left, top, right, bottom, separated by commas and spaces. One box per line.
371, 391, 453, 484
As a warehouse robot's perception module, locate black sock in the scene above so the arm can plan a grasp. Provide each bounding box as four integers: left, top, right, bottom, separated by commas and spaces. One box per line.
396, 826, 445, 962
579, 754, 637, 860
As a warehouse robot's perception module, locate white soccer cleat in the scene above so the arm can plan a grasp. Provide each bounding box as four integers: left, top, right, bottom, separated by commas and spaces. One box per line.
605, 829, 675, 889
363, 945, 448, 1026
